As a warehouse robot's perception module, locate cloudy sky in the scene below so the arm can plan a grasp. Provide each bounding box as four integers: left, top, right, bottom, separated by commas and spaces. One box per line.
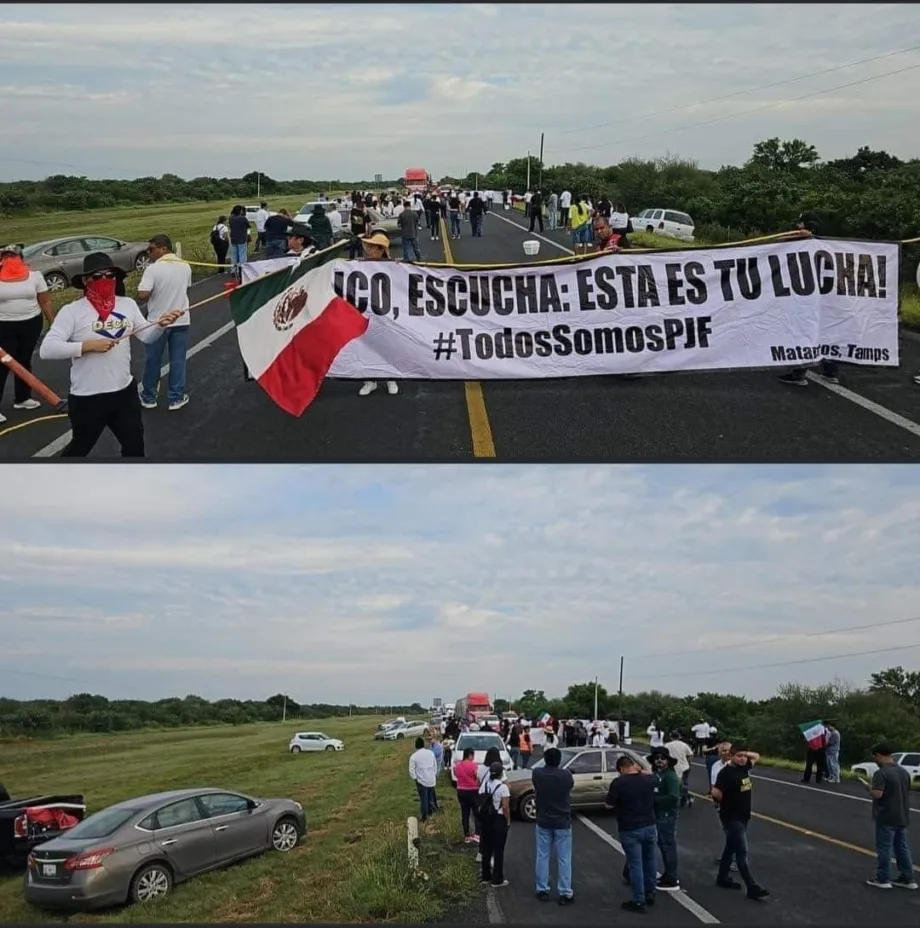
2, 464, 918, 707
1, 3, 920, 183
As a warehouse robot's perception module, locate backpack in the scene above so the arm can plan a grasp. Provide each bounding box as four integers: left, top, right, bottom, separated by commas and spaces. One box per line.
477, 780, 500, 822
210, 226, 223, 248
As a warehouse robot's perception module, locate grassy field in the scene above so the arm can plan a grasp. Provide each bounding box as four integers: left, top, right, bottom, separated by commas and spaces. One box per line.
0, 718, 479, 923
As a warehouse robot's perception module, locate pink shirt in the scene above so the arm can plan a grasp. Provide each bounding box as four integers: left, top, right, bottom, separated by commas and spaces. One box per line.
454, 759, 480, 791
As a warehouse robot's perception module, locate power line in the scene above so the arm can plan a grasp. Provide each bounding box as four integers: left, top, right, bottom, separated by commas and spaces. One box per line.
629, 614, 920, 662
547, 61, 920, 156
556, 44, 920, 137
648, 643, 920, 682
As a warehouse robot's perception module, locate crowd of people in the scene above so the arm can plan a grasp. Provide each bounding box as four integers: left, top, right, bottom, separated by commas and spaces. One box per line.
407, 713, 916, 913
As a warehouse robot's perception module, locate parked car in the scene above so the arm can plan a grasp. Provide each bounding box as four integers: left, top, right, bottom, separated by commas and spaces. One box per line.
293, 202, 346, 240
20, 236, 152, 291
377, 717, 406, 731
449, 732, 513, 784
288, 732, 344, 753
0, 785, 86, 866
383, 720, 429, 741
506, 746, 650, 822
851, 751, 920, 785
23, 788, 305, 911
632, 208, 695, 242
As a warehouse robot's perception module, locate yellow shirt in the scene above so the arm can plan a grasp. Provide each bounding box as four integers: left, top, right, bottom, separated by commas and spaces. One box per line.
569, 204, 591, 228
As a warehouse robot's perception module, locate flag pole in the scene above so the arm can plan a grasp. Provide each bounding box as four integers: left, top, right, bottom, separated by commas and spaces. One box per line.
0, 349, 66, 409
594, 676, 598, 722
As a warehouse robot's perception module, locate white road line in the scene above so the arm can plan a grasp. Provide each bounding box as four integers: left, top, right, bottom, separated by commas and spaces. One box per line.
575, 814, 720, 924
32, 320, 236, 458
491, 211, 920, 442
486, 887, 506, 923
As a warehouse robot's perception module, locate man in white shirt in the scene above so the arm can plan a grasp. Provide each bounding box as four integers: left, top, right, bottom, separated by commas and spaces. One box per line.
690, 721, 712, 756
39, 251, 184, 457
408, 737, 439, 822
559, 190, 572, 229
254, 202, 269, 251
136, 235, 192, 411
664, 732, 695, 808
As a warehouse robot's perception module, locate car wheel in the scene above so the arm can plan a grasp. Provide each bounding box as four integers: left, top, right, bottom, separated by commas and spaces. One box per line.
130, 862, 172, 904
44, 272, 67, 291
645, 225, 654, 234
291, 745, 301, 753
325, 745, 335, 751
271, 816, 301, 852
519, 792, 537, 823
396, 733, 404, 739
135, 253, 151, 272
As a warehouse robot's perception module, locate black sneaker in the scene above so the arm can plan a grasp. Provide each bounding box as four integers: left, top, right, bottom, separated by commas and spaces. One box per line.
747, 886, 770, 901
657, 878, 680, 892
779, 373, 808, 386
717, 878, 742, 890
558, 895, 574, 906
536, 891, 550, 901
892, 876, 919, 890
621, 901, 647, 913
645, 893, 656, 906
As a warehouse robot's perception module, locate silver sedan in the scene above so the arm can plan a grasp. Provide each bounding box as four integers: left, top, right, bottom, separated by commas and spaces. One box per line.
23, 788, 306, 911
19, 235, 152, 291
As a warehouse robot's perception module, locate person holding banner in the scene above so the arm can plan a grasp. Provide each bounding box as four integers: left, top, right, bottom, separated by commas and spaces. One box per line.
357, 231, 399, 398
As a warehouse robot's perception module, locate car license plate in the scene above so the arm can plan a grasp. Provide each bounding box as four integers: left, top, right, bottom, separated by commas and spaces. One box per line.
42, 864, 56, 877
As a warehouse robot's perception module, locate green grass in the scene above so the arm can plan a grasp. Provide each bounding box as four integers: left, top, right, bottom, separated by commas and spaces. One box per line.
0, 718, 479, 923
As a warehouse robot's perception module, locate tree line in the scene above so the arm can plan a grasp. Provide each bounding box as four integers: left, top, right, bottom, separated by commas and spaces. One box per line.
497, 666, 920, 766
0, 693, 424, 740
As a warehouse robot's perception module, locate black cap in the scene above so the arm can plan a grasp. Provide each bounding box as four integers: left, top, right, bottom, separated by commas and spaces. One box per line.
286, 223, 312, 239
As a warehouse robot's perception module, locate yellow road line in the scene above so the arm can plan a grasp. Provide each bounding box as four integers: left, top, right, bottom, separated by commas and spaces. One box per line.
441, 216, 496, 459
690, 791, 920, 872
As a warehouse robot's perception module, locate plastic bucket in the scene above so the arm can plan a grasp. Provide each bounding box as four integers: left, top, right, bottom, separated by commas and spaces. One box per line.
504, 203, 511, 211
523, 240, 540, 256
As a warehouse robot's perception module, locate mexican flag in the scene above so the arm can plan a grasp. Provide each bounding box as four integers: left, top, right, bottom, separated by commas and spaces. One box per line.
798, 720, 827, 750
229, 244, 368, 416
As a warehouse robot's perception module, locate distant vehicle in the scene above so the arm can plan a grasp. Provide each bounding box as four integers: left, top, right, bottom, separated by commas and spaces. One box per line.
506, 746, 650, 822
23, 788, 305, 911
377, 717, 406, 731
374, 722, 405, 741
293, 202, 347, 239
480, 715, 501, 729
0, 786, 86, 865
244, 205, 278, 224
20, 236, 152, 291
288, 732, 344, 753
455, 692, 492, 725
851, 752, 920, 784
501, 712, 519, 724
449, 732, 512, 783
404, 167, 431, 193
383, 720, 429, 741
633, 208, 695, 242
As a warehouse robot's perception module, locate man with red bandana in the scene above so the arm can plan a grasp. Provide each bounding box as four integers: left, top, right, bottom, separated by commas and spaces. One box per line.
39, 251, 184, 457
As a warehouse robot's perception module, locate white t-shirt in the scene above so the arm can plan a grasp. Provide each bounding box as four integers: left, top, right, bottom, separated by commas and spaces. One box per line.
609, 210, 629, 231
591, 732, 605, 748
213, 222, 229, 243
408, 748, 438, 788
560, 191, 572, 209
691, 723, 712, 740
710, 759, 726, 787
647, 725, 663, 747
665, 739, 694, 776
138, 257, 191, 327
479, 776, 510, 812
0, 271, 47, 322
39, 295, 164, 395
254, 209, 269, 233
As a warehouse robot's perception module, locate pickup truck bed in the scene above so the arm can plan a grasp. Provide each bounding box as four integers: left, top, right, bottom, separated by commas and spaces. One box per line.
0, 789, 86, 864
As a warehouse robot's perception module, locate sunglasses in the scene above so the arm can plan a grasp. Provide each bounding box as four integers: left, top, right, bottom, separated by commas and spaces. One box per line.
88, 270, 115, 281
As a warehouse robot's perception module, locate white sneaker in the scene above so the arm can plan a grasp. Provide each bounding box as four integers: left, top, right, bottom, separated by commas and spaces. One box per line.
13, 399, 40, 410
140, 398, 157, 410
358, 381, 378, 396
0, 412, 7, 424
386, 381, 398, 395
866, 879, 893, 889
168, 395, 189, 411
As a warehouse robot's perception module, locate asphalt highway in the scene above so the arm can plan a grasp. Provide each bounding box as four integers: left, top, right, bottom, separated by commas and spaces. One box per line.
3, 210, 920, 460
489, 759, 920, 925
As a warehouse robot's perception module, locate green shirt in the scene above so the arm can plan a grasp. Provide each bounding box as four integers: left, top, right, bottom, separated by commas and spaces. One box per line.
653, 768, 681, 817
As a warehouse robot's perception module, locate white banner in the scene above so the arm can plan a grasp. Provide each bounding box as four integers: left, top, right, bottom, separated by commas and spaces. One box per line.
240, 256, 299, 283
324, 239, 899, 379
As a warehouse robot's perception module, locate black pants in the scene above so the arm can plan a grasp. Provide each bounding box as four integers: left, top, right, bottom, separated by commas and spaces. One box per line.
479, 816, 508, 884
458, 789, 478, 837
0, 314, 43, 405
528, 210, 544, 232
213, 244, 229, 271
718, 819, 756, 888
61, 381, 145, 457
803, 747, 826, 782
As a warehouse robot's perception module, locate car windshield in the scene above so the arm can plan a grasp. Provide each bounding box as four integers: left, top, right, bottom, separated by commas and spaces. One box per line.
457, 735, 504, 752
64, 806, 140, 839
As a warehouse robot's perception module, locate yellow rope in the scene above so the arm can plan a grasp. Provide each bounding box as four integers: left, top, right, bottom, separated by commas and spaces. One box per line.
0, 413, 68, 438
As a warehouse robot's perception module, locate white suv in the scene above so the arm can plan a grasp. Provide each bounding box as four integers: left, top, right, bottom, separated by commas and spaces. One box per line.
450, 732, 513, 783
633, 208, 695, 242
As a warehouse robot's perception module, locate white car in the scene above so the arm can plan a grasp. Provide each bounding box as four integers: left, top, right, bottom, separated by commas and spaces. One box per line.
383, 720, 430, 741
633, 208, 695, 242
851, 751, 920, 784
294, 201, 345, 238
289, 731, 344, 753
450, 732, 513, 783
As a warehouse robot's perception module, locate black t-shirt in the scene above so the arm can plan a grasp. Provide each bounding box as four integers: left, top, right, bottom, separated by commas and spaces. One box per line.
532, 765, 574, 829
263, 213, 289, 241
468, 197, 485, 217
350, 208, 369, 236
229, 214, 250, 245
599, 199, 612, 218
448, 196, 461, 211
715, 762, 753, 822
604, 773, 656, 832
508, 726, 521, 748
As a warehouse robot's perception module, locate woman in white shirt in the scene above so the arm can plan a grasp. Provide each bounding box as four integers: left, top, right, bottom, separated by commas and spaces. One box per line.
478, 760, 511, 887
0, 244, 54, 420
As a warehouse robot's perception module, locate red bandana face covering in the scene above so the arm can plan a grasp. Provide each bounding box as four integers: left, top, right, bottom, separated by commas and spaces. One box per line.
0, 255, 29, 283
84, 276, 118, 322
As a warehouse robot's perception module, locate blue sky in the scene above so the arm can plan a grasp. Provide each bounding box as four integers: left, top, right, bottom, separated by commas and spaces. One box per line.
1, 3, 920, 182
2, 464, 918, 706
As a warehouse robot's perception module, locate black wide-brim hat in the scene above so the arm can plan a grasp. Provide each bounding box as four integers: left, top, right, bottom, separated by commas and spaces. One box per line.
72, 251, 127, 289
286, 223, 313, 239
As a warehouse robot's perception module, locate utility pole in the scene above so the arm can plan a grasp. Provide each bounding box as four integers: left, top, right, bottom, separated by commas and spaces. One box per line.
526, 151, 531, 191
282, 695, 287, 724
257, 173, 261, 198
538, 132, 544, 190
593, 676, 599, 722
618, 656, 625, 727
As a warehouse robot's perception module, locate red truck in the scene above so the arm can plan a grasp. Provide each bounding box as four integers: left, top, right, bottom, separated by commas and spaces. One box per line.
455, 692, 492, 725
404, 168, 431, 193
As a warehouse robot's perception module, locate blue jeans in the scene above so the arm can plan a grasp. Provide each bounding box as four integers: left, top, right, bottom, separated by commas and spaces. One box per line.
416, 782, 436, 821
402, 237, 421, 261
620, 824, 658, 904
509, 748, 521, 769
535, 825, 572, 898
265, 239, 286, 258
449, 211, 462, 237
141, 325, 189, 404
875, 823, 914, 883
230, 243, 248, 269
656, 815, 678, 882
718, 818, 756, 888
825, 751, 840, 781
